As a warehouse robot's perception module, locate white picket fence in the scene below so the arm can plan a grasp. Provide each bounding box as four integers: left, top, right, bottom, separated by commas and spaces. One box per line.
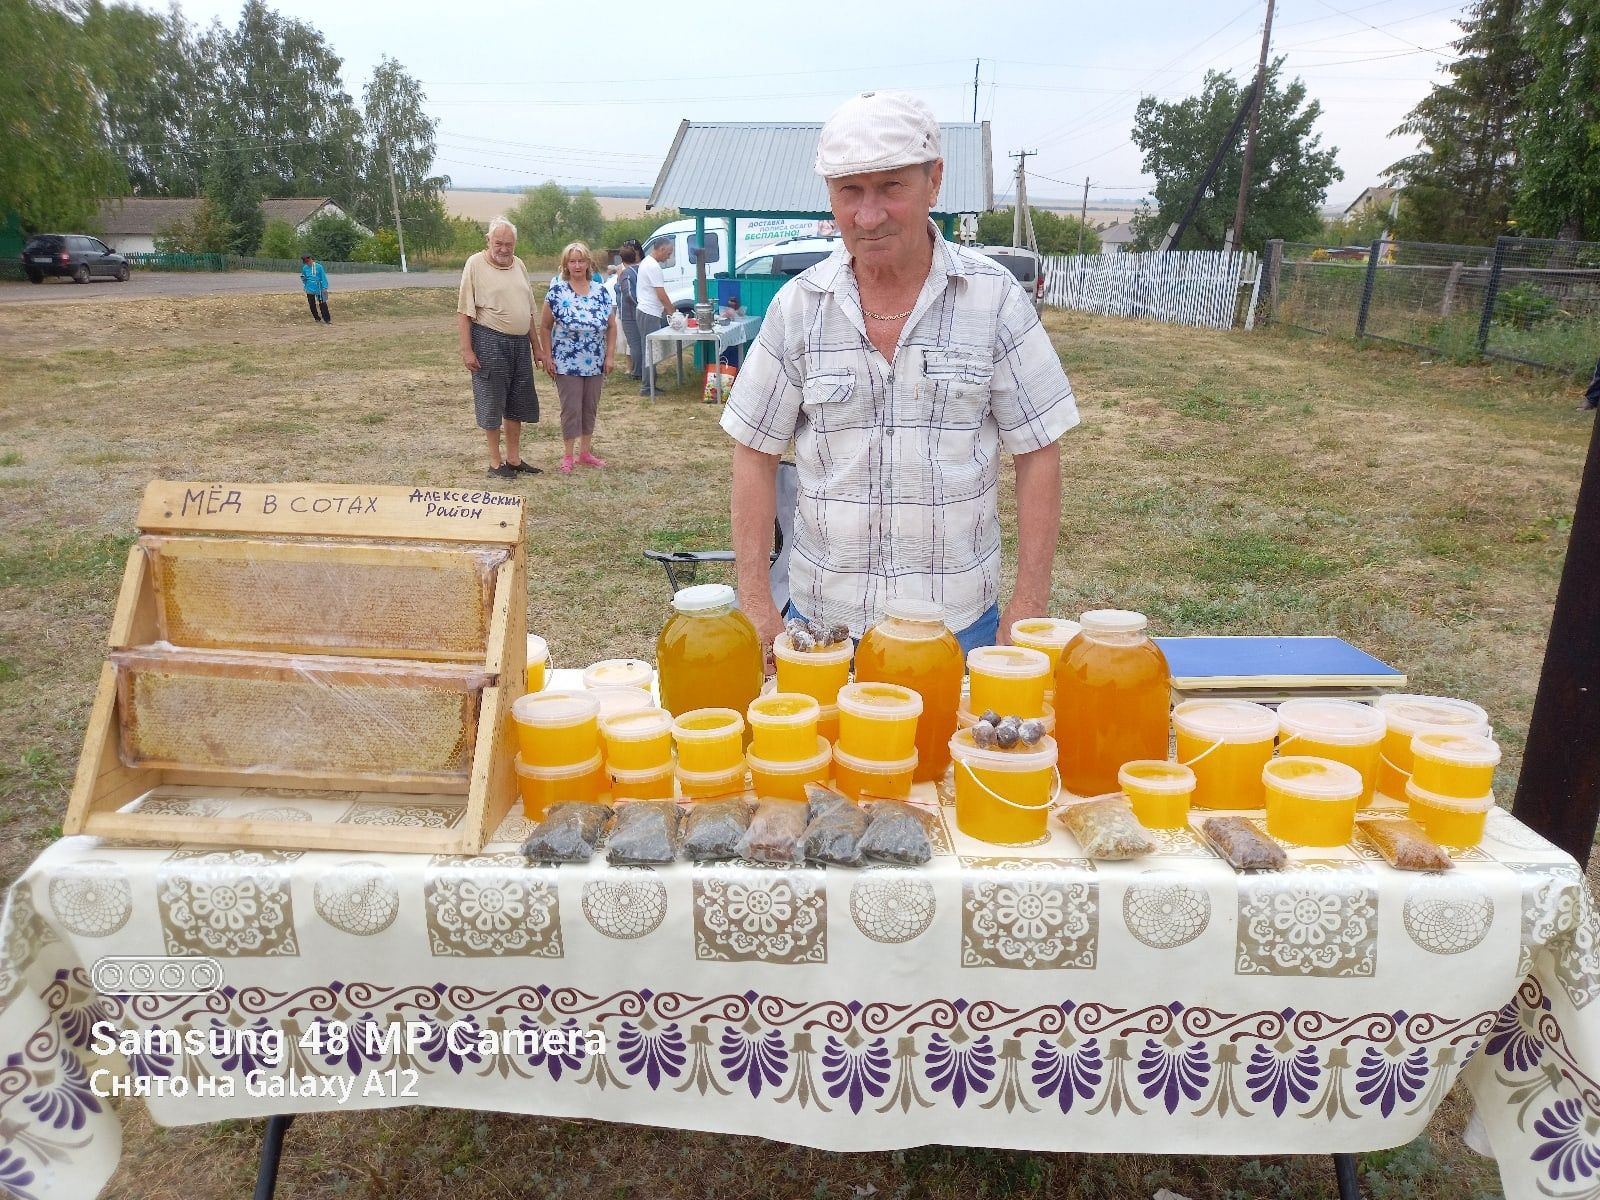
1042, 250, 1262, 330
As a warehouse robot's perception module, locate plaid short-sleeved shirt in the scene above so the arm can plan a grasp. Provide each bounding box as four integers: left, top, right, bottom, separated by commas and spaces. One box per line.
720, 222, 1079, 636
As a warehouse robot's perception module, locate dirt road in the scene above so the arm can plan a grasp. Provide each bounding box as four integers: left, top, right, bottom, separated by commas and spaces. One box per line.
0, 268, 470, 307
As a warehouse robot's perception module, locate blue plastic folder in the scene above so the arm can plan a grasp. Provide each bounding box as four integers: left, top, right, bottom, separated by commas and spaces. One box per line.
1152, 636, 1405, 692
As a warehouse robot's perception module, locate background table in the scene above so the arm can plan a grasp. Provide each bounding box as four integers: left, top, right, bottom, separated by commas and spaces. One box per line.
0, 768, 1595, 1198
645, 313, 761, 398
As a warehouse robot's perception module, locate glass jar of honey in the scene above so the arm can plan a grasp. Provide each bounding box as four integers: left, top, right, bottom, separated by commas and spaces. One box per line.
656, 584, 763, 722
1054, 609, 1171, 797
853, 598, 963, 782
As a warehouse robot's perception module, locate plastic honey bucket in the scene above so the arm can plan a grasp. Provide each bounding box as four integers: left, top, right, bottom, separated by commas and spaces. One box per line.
966, 645, 1052, 720
747, 692, 822, 762
1118, 759, 1195, 829
526, 634, 549, 694
1275, 698, 1386, 808
600, 707, 674, 772
516, 752, 604, 820
949, 729, 1059, 845
1173, 699, 1279, 809
584, 658, 655, 692
1263, 756, 1363, 847
512, 690, 601, 769
608, 761, 676, 801
1373, 694, 1490, 802
671, 708, 745, 773
1410, 731, 1500, 800
747, 736, 833, 801
832, 744, 917, 801
1406, 779, 1494, 847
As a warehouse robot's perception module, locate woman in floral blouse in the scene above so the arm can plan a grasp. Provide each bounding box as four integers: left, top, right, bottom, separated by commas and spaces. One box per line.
540, 241, 618, 474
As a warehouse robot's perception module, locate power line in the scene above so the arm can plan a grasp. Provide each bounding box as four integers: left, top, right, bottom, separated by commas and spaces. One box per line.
419, 58, 966, 87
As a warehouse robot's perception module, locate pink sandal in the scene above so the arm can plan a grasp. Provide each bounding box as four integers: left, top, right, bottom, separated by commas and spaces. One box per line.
578, 452, 607, 468
560, 455, 575, 475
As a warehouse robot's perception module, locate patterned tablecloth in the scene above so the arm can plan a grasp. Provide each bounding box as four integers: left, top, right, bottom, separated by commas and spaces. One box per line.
0, 782, 1596, 1200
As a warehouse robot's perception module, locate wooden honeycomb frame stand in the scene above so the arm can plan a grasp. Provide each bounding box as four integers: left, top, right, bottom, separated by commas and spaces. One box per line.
64, 480, 527, 854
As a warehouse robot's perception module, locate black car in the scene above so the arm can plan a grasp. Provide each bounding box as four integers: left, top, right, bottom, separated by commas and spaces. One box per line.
21, 234, 131, 284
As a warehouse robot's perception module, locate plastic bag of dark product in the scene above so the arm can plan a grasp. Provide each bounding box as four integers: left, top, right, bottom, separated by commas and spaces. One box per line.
805, 782, 855, 822
859, 800, 935, 865
606, 800, 683, 865
682, 797, 752, 862
1357, 816, 1453, 872
736, 797, 809, 865
522, 802, 612, 863
803, 797, 870, 867
1200, 815, 1288, 871
1057, 795, 1155, 861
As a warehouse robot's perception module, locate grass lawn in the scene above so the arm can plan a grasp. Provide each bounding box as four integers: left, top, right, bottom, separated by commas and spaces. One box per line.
0, 286, 1592, 1199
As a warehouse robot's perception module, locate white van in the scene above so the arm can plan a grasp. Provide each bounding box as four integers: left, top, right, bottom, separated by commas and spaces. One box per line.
641, 217, 830, 311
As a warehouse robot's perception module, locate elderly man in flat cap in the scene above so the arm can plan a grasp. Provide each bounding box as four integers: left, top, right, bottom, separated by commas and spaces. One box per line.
721, 90, 1078, 653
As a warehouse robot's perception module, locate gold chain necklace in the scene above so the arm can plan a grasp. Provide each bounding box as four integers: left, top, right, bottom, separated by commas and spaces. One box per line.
861, 303, 915, 321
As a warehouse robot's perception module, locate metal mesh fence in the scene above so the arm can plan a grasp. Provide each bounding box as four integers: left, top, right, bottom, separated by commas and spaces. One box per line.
1261, 235, 1600, 379
1271, 242, 1371, 335
1484, 238, 1600, 375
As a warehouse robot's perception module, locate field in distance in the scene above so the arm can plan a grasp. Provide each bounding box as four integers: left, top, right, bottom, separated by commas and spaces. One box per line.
444, 189, 652, 224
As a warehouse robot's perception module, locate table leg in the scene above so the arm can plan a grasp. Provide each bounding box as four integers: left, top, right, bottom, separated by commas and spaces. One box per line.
1333, 1153, 1362, 1200
675, 343, 685, 388
253, 1113, 295, 1200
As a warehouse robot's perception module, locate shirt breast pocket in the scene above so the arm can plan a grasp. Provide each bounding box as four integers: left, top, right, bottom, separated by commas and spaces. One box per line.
798, 371, 869, 474
922, 350, 992, 429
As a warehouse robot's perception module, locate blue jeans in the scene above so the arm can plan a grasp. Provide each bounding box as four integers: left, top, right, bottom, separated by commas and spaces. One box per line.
785, 603, 1000, 654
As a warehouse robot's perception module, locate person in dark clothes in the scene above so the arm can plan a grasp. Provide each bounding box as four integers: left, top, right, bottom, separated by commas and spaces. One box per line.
1584, 355, 1600, 411
617, 242, 643, 381
300, 255, 330, 323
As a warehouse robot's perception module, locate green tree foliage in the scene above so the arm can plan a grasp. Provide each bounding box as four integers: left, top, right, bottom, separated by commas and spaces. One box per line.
153, 201, 232, 253
200, 1, 365, 201
505, 182, 605, 254
1320, 204, 1392, 246
976, 208, 1101, 254
601, 209, 682, 248
1385, 0, 1535, 244
300, 211, 363, 261
1129, 61, 1340, 251
361, 56, 450, 248
79, 1, 209, 196
352, 228, 401, 264
1514, 0, 1600, 239
258, 218, 300, 259
203, 125, 264, 254
446, 215, 488, 257
0, 0, 125, 231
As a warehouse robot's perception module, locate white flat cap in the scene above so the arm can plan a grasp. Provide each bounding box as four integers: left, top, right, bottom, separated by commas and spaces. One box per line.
815, 91, 942, 178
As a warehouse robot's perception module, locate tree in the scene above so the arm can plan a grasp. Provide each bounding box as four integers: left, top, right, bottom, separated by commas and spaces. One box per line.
300, 211, 362, 261
80, 1, 210, 196
359, 56, 448, 241
1385, 0, 1535, 244
976, 208, 1101, 254
201, 1, 365, 203
1514, 0, 1600, 239
154, 202, 232, 254
0, 0, 125, 230
352, 228, 400, 264
1129, 61, 1341, 251
203, 124, 263, 254
505, 182, 605, 255
1320, 204, 1392, 246
259, 217, 300, 259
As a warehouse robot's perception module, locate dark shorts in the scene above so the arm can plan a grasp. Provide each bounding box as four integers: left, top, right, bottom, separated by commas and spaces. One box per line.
469, 322, 540, 430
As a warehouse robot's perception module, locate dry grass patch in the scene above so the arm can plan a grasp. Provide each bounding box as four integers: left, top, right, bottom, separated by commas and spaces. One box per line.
0, 290, 1589, 1198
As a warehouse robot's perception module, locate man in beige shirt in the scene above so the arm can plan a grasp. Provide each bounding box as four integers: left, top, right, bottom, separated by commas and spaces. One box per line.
457, 217, 544, 479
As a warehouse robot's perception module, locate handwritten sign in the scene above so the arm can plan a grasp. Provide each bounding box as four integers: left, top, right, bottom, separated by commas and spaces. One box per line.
137, 481, 525, 545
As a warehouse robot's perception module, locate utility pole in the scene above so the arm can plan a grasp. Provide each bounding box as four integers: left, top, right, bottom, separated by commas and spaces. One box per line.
1077, 176, 1090, 256
386, 140, 408, 274
1230, 0, 1277, 249
1010, 149, 1036, 250
972, 59, 980, 123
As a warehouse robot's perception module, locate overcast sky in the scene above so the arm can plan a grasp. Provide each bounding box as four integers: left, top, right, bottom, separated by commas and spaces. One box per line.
149, 0, 1467, 209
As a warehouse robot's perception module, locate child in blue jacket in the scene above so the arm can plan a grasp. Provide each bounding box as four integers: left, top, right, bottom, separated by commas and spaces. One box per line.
301, 255, 330, 323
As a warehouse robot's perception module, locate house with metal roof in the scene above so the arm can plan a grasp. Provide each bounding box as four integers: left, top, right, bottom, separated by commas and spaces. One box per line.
647, 119, 992, 303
